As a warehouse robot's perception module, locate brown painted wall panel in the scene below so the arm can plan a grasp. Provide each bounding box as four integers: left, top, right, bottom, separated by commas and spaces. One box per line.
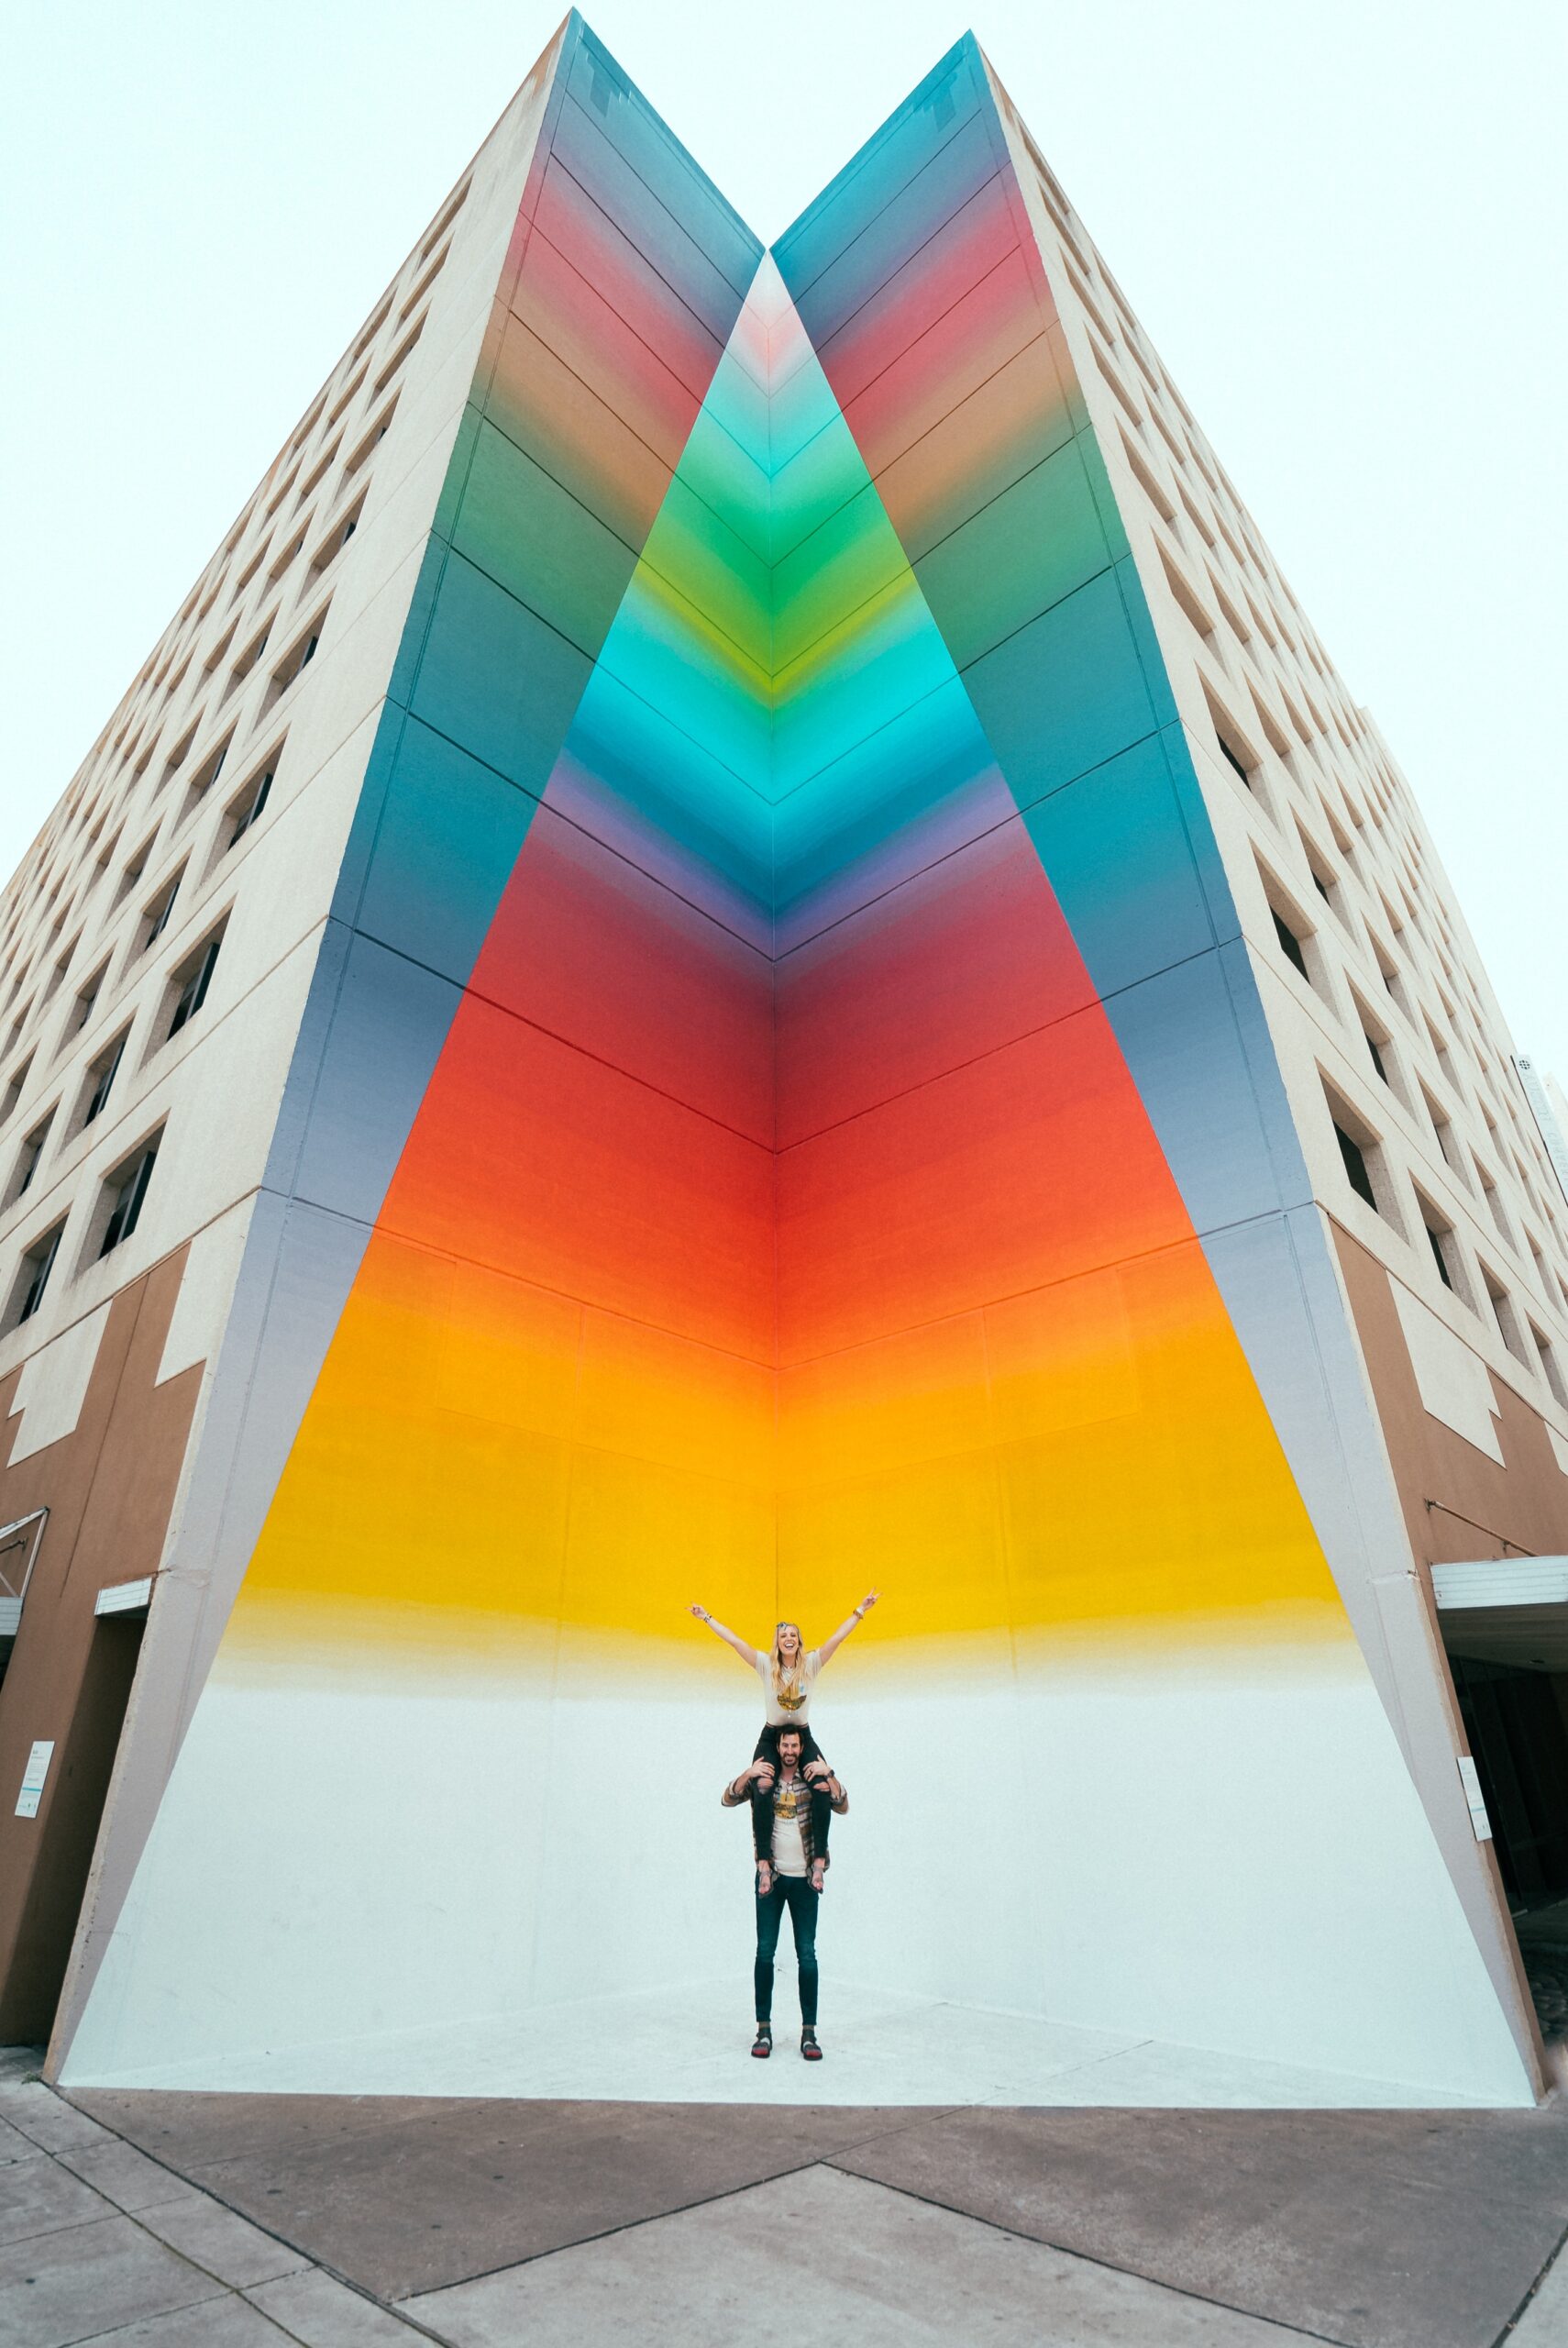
0, 1249, 200, 2040
1332, 1224, 1568, 1567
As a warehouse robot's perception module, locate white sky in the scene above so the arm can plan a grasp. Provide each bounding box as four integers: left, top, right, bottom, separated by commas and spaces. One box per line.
4, 1, 1563, 1083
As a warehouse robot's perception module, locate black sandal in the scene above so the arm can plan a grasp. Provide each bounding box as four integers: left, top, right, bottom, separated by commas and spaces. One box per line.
751, 2024, 772, 2059
801, 2028, 823, 2062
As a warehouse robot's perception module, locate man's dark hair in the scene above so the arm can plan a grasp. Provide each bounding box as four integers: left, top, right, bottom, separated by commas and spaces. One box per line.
775, 1726, 803, 1747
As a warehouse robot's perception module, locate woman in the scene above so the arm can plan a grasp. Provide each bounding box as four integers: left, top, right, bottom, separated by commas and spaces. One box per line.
688, 1594, 878, 1891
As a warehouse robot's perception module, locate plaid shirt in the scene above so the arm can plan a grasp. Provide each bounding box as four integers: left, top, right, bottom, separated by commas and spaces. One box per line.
723, 1764, 848, 1871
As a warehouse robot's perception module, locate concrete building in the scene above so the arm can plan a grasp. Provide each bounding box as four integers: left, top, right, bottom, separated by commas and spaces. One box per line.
2, 14, 1565, 2106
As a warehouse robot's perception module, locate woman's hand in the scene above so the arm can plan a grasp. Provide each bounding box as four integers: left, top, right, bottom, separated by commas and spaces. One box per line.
688, 1602, 712, 1622
858, 1589, 880, 1613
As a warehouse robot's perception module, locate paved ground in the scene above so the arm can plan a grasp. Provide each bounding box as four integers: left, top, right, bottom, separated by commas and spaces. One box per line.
4, 2044, 1568, 2345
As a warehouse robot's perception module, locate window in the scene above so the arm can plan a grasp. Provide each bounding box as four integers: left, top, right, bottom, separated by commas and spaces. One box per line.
1352, 996, 1396, 1092
1531, 1324, 1568, 1409
1415, 1190, 1462, 1296
1272, 908, 1309, 981
8, 1114, 52, 1207
8, 1221, 63, 1330
1212, 715, 1255, 787
167, 928, 223, 1039
296, 437, 342, 506
1475, 1162, 1511, 1245
345, 404, 396, 479
96, 1134, 160, 1259
1, 1060, 29, 1125
161, 727, 195, 784
268, 528, 306, 587
310, 498, 362, 577
1323, 1084, 1396, 1225
72, 965, 107, 1034
225, 756, 277, 849
115, 836, 154, 910
268, 614, 326, 702
81, 1031, 127, 1129
182, 737, 230, 815
138, 869, 182, 953
326, 362, 368, 429
1159, 546, 1214, 638
1481, 1266, 1529, 1366
226, 619, 273, 700
1421, 1087, 1464, 1180
1335, 1120, 1377, 1212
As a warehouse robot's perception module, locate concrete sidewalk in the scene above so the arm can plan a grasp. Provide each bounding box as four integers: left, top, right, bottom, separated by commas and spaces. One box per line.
4, 2046, 1567, 2346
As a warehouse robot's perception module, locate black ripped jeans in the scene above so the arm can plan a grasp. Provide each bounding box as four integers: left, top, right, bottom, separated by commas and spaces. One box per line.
749, 1722, 833, 1869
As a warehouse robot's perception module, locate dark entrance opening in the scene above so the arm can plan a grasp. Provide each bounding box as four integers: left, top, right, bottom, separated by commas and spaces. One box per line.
0, 1611, 145, 2044
1450, 1653, 1568, 1909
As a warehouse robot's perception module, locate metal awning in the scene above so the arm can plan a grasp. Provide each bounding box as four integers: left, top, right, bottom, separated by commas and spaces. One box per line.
1431, 1557, 1568, 1670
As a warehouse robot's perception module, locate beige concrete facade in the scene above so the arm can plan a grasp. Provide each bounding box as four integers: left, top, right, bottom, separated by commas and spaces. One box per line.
987, 89, 1568, 1539
0, 49, 563, 2043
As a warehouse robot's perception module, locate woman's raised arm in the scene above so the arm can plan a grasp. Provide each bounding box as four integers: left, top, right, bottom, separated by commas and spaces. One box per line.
688, 1603, 760, 1668
815, 1588, 880, 1667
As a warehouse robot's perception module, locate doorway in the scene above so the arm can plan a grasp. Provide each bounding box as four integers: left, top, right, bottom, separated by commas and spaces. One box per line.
0, 1610, 145, 2044
1433, 1558, 1568, 2049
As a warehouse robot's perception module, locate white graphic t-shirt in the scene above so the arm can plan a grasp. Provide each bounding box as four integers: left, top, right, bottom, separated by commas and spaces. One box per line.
756, 1648, 822, 1726
768, 1773, 809, 1876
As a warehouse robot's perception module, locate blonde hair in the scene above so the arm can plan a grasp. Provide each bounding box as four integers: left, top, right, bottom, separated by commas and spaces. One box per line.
770, 1620, 806, 1700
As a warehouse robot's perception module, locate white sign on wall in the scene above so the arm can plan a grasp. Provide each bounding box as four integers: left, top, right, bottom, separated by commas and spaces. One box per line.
1457, 1755, 1493, 1843
15, 1740, 54, 1820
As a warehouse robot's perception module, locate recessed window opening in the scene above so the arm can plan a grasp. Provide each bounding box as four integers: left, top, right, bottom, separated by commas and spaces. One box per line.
310, 497, 363, 577
373, 316, 424, 399
1, 1060, 30, 1125
1160, 546, 1214, 637
8, 1220, 64, 1331
268, 613, 326, 703
268, 529, 306, 586
1531, 1324, 1568, 1409
1482, 1266, 1529, 1366
1415, 1190, 1461, 1295
346, 402, 396, 478
1118, 427, 1174, 520
9, 1113, 52, 1207
296, 437, 342, 506
1176, 479, 1215, 547
1272, 907, 1309, 980
183, 737, 230, 815
95, 1133, 160, 1259
1322, 1082, 1396, 1225
72, 965, 107, 1033
1475, 1162, 1511, 1244
1335, 1120, 1377, 1213
228, 544, 266, 605
1088, 339, 1143, 433
226, 619, 273, 701
167, 926, 224, 1039
1213, 717, 1255, 786
327, 363, 368, 428
399, 246, 448, 322
138, 869, 182, 954
80, 1030, 128, 1130
225, 753, 279, 850
419, 183, 468, 260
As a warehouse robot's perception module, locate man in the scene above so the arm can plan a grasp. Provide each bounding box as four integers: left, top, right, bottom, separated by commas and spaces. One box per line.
723, 1727, 846, 2062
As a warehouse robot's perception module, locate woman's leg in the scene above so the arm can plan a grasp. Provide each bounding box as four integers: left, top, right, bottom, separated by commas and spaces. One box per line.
796, 1728, 832, 1879
750, 1723, 778, 1870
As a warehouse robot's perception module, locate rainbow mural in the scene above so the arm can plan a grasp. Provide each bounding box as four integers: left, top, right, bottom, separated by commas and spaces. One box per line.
60, 19, 1534, 2101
